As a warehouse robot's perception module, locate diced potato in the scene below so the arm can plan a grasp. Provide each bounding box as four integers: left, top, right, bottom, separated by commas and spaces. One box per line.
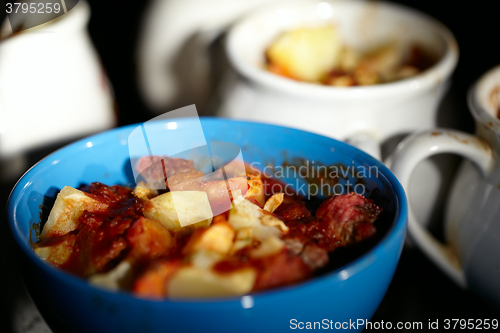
183, 223, 235, 255
261, 214, 288, 233
230, 228, 254, 254
357, 42, 400, 80
34, 234, 76, 265
267, 26, 342, 81
231, 240, 253, 254
231, 190, 245, 207
328, 75, 356, 87
245, 174, 265, 207
227, 198, 262, 230
263, 193, 284, 213
339, 46, 362, 72
144, 191, 213, 229
41, 186, 108, 239
236, 227, 253, 240
228, 199, 285, 241
168, 266, 256, 298
251, 224, 282, 241
89, 261, 134, 291
133, 181, 158, 201
250, 236, 284, 258
190, 250, 224, 269
354, 67, 380, 85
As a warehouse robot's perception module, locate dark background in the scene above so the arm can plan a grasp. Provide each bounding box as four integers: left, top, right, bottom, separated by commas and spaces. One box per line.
1, 0, 499, 331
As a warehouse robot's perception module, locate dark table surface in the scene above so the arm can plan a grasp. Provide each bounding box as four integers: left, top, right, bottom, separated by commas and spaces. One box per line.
1, 0, 500, 332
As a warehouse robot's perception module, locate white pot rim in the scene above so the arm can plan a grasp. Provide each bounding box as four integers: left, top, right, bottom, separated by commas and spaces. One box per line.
468, 64, 500, 129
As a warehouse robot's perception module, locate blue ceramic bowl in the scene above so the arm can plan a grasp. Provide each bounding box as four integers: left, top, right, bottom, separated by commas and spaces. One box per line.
8, 118, 407, 333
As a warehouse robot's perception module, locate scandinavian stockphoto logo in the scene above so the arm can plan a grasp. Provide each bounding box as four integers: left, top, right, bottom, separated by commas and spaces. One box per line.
4, 0, 79, 33
127, 105, 246, 227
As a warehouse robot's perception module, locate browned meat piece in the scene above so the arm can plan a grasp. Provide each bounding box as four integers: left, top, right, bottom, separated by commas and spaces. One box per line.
314, 193, 381, 251
283, 233, 329, 271
277, 193, 380, 267
91, 234, 129, 272
80, 182, 133, 205
60, 184, 150, 276
133, 259, 181, 299
299, 243, 329, 270
135, 156, 201, 187
275, 201, 313, 223
251, 249, 312, 291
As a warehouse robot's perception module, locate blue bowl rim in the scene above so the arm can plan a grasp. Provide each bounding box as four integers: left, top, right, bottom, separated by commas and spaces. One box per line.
7, 117, 408, 305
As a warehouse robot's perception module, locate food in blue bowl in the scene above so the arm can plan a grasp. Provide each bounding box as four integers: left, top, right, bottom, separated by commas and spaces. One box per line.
8, 118, 407, 333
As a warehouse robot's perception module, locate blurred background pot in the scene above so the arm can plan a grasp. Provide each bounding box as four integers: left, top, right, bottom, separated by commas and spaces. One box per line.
0, 1, 116, 179
391, 65, 500, 305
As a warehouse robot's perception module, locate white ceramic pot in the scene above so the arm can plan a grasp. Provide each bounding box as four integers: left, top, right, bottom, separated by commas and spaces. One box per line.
218, 0, 458, 159
0, 1, 116, 158
391, 65, 500, 305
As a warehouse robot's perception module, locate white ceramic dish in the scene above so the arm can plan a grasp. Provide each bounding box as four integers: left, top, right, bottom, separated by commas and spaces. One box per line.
218, 0, 458, 159
0, 1, 115, 158
391, 65, 500, 305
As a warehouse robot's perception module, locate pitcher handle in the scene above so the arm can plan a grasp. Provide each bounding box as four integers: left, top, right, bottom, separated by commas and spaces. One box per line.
390, 129, 494, 287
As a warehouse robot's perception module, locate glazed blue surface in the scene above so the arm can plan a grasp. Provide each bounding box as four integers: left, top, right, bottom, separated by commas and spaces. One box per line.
8, 118, 407, 333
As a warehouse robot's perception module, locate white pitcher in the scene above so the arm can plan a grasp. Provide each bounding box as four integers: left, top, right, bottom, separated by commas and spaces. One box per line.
0, 1, 115, 160
391, 65, 500, 305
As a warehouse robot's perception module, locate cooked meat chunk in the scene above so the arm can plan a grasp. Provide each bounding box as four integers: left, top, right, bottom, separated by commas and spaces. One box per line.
135, 156, 200, 188
314, 193, 381, 251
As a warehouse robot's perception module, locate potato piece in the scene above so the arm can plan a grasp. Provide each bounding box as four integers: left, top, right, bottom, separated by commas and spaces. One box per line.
236, 227, 253, 240
144, 191, 213, 229
190, 250, 224, 269
168, 266, 256, 298
250, 236, 284, 258
183, 223, 235, 255
354, 67, 380, 85
263, 193, 284, 213
34, 234, 76, 265
41, 186, 108, 239
230, 228, 254, 254
267, 26, 342, 81
245, 174, 265, 207
231, 190, 245, 207
327, 75, 356, 87
89, 261, 134, 291
339, 46, 362, 72
228, 198, 285, 240
133, 181, 158, 201
227, 198, 262, 230
262, 214, 289, 233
